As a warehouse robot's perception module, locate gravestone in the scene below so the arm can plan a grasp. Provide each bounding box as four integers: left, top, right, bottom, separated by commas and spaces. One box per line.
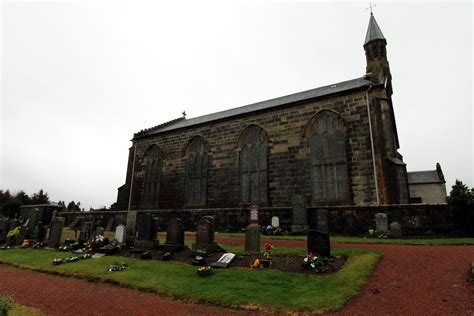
271, 216, 280, 228
32, 221, 46, 242
344, 214, 357, 235
0, 219, 10, 243
134, 213, 159, 249
245, 205, 261, 254
291, 195, 308, 233
375, 213, 388, 234
307, 209, 331, 257
193, 217, 217, 255
164, 218, 184, 252
389, 221, 402, 238
126, 211, 137, 238
115, 225, 126, 243
79, 222, 93, 242
25, 208, 42, 236
105, 217, 115, 231
70, 216, 85, 230
48, 217, 65, 249
210, 253, 236, 268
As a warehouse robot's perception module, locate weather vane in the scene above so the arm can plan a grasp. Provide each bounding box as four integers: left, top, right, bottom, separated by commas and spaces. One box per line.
366, 3, 376, 15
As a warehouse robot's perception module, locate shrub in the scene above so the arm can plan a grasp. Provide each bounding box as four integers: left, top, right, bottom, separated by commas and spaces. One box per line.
0, 296, 13, 316
447, 180, 474, 235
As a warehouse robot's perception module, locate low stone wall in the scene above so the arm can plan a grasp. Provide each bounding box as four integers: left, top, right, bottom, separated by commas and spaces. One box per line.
59, 203, 449, 236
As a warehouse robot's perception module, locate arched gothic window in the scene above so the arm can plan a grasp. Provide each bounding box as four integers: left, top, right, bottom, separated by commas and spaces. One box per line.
185, 137, 208, 206
142, 145, 161, 208
239, 126, 268, 203
309, 112, 349, 201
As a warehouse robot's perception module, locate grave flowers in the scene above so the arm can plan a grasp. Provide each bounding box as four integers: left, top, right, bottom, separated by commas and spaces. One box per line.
107, 262, 128, 272
197, 265, 213, 277
250, 259, 261, 268
301, 252, 336, 273
263, 242, 274, 258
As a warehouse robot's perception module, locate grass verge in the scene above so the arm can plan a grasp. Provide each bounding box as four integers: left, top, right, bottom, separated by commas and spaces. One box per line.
0, 246, 380, 313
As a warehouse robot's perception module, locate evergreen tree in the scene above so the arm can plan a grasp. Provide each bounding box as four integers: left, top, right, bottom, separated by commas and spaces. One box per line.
447, 180, 474, 235
32, 189, 50, 204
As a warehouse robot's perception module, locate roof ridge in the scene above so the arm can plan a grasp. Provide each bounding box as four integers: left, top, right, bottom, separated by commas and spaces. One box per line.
134, 117, 185, 138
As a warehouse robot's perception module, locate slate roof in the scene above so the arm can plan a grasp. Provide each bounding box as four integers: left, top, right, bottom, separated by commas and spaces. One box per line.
134, 76, 373, 139
407, 170, 443, 184
364, 14, 386, 45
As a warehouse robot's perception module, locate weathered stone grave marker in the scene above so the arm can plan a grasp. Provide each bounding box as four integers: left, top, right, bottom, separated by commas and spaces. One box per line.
134, 213, 159, 249
390, 221, 402, 238
245, 204, 261, 254
193, 217, 217, 255
291, 195, 308, 233
126, 211, 137, 238
79, 222, 93, 242
375, 213, 388, 234
48, 217, 65, 249
115, 224, 126, 243
271, 216, 280, 228
164, 218, 184, 252
105, 217, 115, 231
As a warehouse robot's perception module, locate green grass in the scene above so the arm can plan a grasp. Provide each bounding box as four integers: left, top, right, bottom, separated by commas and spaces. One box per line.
208, 232, 474, 245
0, 246, 380, 313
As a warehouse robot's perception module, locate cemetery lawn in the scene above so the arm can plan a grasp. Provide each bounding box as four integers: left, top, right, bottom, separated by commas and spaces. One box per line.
0, 247, 380, 313
208, 233, 474, 245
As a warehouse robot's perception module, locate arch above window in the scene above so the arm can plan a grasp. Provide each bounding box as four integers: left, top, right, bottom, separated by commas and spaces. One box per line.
142, 145, 162, 208
307, 112, 350, 202
239, 125, 268, 204
184, 136, 208, 207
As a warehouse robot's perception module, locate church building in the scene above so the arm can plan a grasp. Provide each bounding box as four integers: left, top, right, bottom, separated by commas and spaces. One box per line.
116, 14, 411, 217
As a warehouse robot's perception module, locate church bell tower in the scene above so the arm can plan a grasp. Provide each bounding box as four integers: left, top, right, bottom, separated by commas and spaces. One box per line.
364, 13, 391, 90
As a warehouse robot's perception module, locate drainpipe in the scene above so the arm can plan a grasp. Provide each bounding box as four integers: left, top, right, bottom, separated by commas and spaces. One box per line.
366, 84, 380, 205
127, 140, 138, 212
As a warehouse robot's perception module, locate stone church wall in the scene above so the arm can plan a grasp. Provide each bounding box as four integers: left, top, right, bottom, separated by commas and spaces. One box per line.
128, 88, 379, 210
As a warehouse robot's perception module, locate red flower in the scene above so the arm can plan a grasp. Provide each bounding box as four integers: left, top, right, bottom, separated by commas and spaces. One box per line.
264, 243, 273, 251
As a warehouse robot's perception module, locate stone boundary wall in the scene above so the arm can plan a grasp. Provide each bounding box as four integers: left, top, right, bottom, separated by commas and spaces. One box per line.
59, 203, 449, 235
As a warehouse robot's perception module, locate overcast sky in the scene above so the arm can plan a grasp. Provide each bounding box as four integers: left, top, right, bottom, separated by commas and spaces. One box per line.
1, 1, 472, 210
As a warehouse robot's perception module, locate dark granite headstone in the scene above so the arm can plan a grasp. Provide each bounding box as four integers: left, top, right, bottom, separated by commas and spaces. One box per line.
79, 222, 93, 242
344, 214, 356, 235
48, 217, 65, 249
137, 213, 157, 241
291, 195, 308, 233
307, 229, 331, 257
164, 218, 184, 252
32, 221, 46, 242
210, 253, 236, 268
389, 221, 402, 238
0, 219, 10, 243
70, 216, 85, 230
316, 209, 329, 234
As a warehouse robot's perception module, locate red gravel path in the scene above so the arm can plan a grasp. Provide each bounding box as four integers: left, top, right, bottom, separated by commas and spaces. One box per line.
1, 237, 473, 315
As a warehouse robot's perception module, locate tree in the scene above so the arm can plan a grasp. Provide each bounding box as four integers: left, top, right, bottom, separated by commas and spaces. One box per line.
32, 189, 50, 204
14, 190, 31, 205
1, 199, 21, 218
0, 190, 12, 205
447, 180, 474, 235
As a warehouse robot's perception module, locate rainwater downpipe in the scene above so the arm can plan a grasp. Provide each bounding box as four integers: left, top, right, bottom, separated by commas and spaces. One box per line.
127, 140, 138, 212
366, 84, 380, 205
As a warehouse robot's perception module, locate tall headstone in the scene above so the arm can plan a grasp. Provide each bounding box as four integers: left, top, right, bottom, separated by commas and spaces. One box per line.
48, 217, 65, 249
245, 205, 261, 254
134, 213, 159, 249
126, 211, 137, 238
375, 213, 388, 234
0, 219, 10, 244
32, 221, 46, 242
115, 224, 126, 243
193, 217, 217, 255
307, 209, 331, 257
70, 216, 85, 231
164, 218, 185, 251
79, 222, 93, 242
291, 195, 308, 233
389, 221, 402, 238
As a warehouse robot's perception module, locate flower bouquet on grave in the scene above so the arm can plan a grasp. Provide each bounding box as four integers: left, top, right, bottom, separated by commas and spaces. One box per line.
250, 259, 261, 268
262, 242, 274, 259
302, 252, 336, 273
197, 265, 213, 277
52, 258, 63, 265
107, 262, 128, 272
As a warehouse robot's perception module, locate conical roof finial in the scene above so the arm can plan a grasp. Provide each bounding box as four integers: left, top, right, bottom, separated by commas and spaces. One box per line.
364, 11, 386, 46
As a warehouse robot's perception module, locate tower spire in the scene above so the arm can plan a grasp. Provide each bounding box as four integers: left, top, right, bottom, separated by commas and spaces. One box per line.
363, 13, 390, 86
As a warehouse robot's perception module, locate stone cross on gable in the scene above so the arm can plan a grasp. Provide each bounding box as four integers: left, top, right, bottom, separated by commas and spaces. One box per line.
182, 111, 187, 118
